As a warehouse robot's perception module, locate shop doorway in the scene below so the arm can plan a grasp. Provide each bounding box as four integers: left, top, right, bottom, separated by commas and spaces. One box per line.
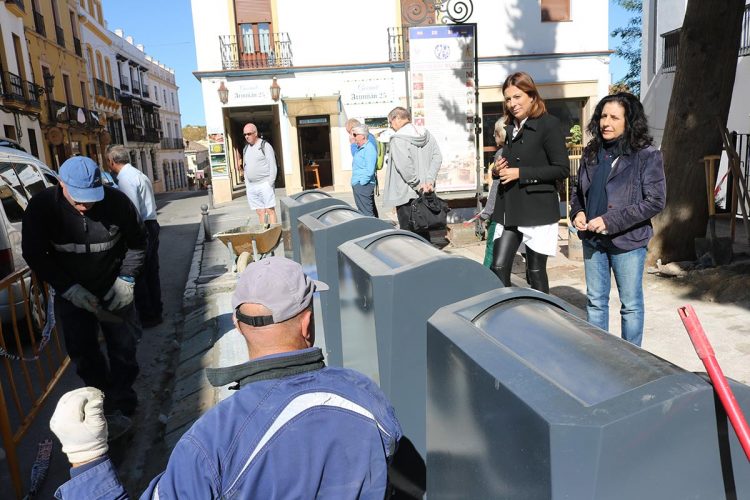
226, 105, 285, 189
297, 116, 332, 190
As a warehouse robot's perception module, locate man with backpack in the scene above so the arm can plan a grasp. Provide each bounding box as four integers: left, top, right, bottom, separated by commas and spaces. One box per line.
242, 123, 278, 224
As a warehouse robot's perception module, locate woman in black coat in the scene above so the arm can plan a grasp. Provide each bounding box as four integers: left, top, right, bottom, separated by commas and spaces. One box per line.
490, 72, 569, 292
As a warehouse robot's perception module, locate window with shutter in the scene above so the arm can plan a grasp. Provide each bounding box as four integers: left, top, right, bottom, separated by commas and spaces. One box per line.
541, 0, 571, 22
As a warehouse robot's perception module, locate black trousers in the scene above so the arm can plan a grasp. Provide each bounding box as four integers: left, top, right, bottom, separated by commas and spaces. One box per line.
490, 226, 550, 293
55, 294, 140, 415
135, 220, 163, 321
396, 201, 430, 241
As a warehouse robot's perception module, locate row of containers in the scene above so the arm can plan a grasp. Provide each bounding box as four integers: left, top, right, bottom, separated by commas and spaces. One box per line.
279, 190, 750, 499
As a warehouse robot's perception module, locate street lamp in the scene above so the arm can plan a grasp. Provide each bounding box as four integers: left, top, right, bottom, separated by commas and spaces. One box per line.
43, 72, 56, 124
270, 77, 281, 102
217, 81, 229, 105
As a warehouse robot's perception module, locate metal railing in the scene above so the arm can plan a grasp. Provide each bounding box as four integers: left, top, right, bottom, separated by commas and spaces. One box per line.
0, 269, 69, 499
32, 10, 45, 37
55, 25, 65, 47
120, 75, 129, 91
73, 36, 82, 57
51, 100, 69, 122
741, 4, 750, 57
161, 137, 183, 149
388, 27, 409, 62
219, 32, 293, 70
3, 72, 25, 101
25, 81, 42, 107
662, 28, 680, 73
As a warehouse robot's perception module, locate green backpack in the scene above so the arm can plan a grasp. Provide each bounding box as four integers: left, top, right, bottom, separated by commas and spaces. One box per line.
375, 138, 388, 171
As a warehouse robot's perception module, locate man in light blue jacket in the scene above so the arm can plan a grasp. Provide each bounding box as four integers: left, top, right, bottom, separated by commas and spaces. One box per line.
50, 256, 402, 499
350, 123, 379, 217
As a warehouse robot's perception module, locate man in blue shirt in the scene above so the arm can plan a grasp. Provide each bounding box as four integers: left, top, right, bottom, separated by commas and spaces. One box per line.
50, 256, 402, 499
350, 123, 379, 217
106, 145, 163, 328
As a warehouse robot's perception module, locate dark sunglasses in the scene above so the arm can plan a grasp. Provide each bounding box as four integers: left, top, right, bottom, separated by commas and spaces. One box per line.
244, 132, 257, 136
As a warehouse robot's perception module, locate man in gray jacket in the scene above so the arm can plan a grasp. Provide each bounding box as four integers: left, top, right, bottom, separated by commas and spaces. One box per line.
383, 107, 442, 238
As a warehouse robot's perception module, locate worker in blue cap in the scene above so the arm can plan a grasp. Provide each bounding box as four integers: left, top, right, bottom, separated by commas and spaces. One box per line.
22, 155, 147, 437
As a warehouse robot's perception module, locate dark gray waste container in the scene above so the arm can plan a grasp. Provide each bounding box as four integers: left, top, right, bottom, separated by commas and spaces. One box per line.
279, 190, 348, 262
337, 229, 499, 458
298, 206, 394, 367
427, 288, 750, 499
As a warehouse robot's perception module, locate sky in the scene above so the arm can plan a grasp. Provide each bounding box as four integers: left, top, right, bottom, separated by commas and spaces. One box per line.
101, 0, 635, 128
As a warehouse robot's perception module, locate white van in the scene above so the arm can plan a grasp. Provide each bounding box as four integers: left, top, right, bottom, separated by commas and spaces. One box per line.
0, 146, 59, 324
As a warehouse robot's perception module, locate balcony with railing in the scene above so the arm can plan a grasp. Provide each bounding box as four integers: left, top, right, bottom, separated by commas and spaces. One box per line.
55, 25, 65, 47
219, 32, 292, 70
106, 83, 115, 100
73, 36, 82, 57
388, 27, 409, 62
95, 78, 106, 97
161, 137, 184, 149
741, 4, 750, 57
120, 75, 129, 91
51, 100, 69, 122
25, 80, 43, 108
33, 9, 45, 36
661, 28, 680, 73
2, 71, 26, 101
0, 72, 43, 110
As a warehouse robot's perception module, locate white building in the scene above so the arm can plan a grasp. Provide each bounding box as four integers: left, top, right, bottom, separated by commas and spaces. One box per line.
0, 1, 46, 161
147, 55, 187, 191
190, 0, 611, 204
641, 1, 750, 146
77, 0, 122, 166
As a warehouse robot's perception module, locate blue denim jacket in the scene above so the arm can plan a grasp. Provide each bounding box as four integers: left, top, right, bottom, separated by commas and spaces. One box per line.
570, 145, 666, 251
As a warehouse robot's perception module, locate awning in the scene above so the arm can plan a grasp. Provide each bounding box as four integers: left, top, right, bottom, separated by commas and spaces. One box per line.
281, 95, 341, 117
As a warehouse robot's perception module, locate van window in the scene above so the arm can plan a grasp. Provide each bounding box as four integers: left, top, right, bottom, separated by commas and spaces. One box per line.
0, 163, 27, 201
0, 182, 25, 224
13, 162, 47, 197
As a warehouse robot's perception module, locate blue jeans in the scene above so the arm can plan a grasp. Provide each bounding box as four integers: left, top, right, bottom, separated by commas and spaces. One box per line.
582, 239, 647, 346
352, 183, 378, 218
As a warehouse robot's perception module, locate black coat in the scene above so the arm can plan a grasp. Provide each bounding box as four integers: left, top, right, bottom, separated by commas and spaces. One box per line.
491, 113, 569, 227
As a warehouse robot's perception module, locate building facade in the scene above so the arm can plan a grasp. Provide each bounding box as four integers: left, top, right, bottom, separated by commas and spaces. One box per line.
23, 0, 106, 168
1, 0, 46, 160
641, 0, 750, 146
184, 139, 209, 189
190, 0, 611, 204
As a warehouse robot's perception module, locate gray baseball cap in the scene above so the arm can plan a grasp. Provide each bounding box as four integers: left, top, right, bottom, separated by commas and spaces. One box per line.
231, 256, 328, 326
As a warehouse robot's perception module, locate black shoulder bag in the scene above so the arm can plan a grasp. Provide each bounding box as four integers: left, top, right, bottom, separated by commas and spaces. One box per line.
409, 191, 451, 232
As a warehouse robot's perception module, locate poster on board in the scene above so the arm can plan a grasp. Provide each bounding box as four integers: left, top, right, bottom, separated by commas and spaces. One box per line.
208, 132, 228, 177
408, 24, 476, 193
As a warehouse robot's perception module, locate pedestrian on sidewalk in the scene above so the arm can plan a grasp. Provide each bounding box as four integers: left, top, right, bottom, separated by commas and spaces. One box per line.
241, 123, 278, 224
22, 156, 146, 420
50, 256, 402, 499
350, 123, 379, 217
481, 119, 506, 267
489, 72, 569, 293
106, 145, 163, 328
384, 106, 443, 240
570, 92, 666, 347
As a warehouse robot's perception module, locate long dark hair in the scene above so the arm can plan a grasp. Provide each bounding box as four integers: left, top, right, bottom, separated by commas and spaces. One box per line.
502, 72, 547, 125
584, 92, 653, 162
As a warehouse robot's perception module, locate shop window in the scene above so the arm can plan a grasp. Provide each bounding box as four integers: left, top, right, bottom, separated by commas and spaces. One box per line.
541, 0, 570, 22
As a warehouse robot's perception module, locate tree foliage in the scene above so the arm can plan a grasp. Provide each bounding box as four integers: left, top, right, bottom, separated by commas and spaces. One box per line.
611, 0, 642, 96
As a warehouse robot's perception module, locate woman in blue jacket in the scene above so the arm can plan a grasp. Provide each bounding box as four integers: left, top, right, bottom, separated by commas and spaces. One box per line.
570, 92, 666, 347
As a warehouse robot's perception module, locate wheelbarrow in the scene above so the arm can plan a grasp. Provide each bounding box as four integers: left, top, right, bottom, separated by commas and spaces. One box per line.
214, 223, 282, 273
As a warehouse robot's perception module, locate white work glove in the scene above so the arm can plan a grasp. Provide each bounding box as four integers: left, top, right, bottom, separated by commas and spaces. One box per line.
103, 277, 135, 311
50, 387, 109, 465
62, 284, 99, 313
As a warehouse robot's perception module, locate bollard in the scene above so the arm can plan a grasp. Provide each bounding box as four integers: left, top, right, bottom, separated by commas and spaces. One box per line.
201, 204, 212, 242
207, 184, 214, 209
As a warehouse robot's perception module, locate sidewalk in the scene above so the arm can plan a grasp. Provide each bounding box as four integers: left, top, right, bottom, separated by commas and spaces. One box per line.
164, 189, 750, 449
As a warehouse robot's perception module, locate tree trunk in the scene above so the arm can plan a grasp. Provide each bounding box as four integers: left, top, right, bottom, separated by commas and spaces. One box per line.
647, 0, 745, 265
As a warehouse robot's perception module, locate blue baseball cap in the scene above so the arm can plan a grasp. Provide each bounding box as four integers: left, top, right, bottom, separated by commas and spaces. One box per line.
59, 156, 104, 203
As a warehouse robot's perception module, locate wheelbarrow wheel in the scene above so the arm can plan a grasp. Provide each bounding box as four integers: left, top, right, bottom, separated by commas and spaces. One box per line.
236, 251, 253, 273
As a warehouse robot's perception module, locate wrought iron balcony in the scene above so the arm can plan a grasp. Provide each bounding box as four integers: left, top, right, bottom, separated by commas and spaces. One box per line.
1, 71, 26, 101
55, 25, 65, 47
387, 27, 409, 62
661, 29, 680, 73
33, 10, 45, 36
51, 100, 69, 122
219, 32, 292, 70
73, 36, 82, 57
25, 81, 43, 107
